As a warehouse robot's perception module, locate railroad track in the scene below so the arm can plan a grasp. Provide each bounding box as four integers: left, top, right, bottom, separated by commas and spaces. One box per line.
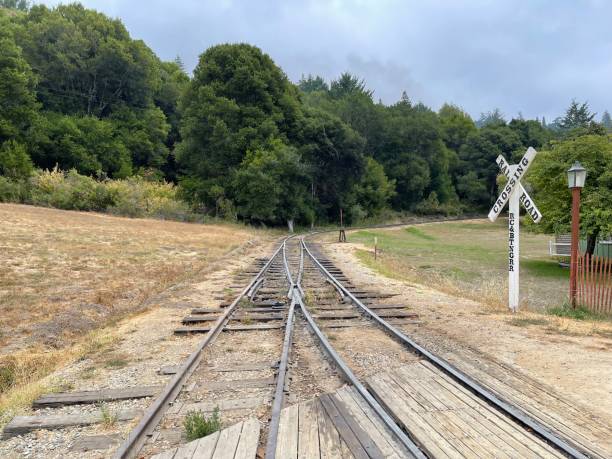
2, 228, 606, 458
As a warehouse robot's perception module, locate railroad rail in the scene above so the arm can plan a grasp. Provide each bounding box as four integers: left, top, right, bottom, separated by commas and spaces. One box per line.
117, 230, 604, 458
4, 221, 605, 458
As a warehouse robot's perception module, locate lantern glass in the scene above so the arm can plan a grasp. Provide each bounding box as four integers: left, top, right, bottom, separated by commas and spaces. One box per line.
567, 161, 587, 188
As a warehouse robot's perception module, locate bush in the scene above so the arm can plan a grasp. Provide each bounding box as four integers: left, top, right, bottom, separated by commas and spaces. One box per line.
0, 176, 30, 202
183, 407, 222, 441
0, 140, 33, 179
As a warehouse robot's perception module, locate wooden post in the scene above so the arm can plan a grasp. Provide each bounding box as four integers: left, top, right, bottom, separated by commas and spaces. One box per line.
570, 186, 581, 308
374, 237, 378, 260
508, 191, 520, 312
338, 208, 346, 242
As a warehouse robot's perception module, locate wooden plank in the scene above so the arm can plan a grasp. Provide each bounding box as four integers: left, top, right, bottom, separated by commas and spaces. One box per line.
335, 387, 398, 458
33, 386, 160, 408
329, 394, 385, 459
174, 323, 283, 334
234, 419, 261, 459
173, 439, 200, 459
191, 430, 221, 459
158, 365, 180, 375
319, 394, 370, 459
315, 399, 344, 459
151, 449, 178, 459
69, 434, 120, 452
211, 421, 244, 459
203, 377, 274, 391
298, 400, 320, 458
275, 403, 299, 458
179, 397, 263, 415
367, 374, 453, 458
182, 313, 285, 323
2, 409, 140, 438
313, 313, 361, 320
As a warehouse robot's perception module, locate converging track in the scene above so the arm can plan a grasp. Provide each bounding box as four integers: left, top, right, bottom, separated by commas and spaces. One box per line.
7, 226, 603, 458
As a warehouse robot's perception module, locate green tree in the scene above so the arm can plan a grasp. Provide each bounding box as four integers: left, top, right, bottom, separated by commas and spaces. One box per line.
15, 4, 161, 118
353, 157, 395, 218
477, 108, 505, 127
0, 140, 33, 178
31, 113, 132, 178
527, 135, 612, 253
298, 74, 328, 93
438, 104, 476, 152
298, 108, 366, 222
176, 44, 302, 208
0, 13, 39, 145
0, 0, 29, 10
232, 140, 311, 228
560, 100, 595, 131
329, 73, 373, 100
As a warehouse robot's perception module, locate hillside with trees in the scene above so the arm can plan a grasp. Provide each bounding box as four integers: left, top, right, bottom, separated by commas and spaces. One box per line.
0, 2, 610, 233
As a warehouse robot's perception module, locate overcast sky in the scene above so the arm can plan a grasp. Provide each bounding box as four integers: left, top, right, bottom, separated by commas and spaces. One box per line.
40, 0, 612, 121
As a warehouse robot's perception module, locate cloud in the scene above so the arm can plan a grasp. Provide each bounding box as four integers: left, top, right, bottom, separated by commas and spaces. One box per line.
37, 0, 612, 121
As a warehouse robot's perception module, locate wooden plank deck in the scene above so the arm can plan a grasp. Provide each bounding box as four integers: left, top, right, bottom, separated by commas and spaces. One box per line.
367, 361, 567, 459
150, 418, 260, 459
275, 387, 411, 458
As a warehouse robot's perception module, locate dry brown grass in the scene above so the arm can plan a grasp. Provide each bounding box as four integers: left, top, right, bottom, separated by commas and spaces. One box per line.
0, 203, 267, 420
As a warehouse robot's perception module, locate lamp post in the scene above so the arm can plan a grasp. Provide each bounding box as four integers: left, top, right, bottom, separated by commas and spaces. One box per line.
567, 161, 587, 308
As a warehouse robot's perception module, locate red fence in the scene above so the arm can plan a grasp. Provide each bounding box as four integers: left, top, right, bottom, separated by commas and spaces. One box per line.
577, 253, 612, 313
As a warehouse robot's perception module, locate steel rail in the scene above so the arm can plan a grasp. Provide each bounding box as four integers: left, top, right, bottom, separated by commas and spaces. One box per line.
301, 239, 592, 459
264, 240, 297, 459
113, 241, 287, 459
291, 239, 426, 459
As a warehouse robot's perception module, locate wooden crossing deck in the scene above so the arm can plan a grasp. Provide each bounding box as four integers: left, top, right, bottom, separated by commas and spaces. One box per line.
367, 361, 566, 458
273, 361, 567, 458
151, 419, 260, 459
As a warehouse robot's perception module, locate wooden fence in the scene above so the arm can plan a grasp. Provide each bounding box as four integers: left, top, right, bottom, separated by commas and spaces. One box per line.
577, 253, 612, 313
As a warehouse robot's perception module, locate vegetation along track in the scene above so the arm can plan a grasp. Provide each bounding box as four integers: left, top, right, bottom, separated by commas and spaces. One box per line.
2, 226, 604, 458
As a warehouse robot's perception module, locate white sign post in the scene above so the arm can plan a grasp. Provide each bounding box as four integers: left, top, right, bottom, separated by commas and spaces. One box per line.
488, 147, 542, 312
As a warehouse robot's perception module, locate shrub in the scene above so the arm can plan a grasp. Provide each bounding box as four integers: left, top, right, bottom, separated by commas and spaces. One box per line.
183, 407, 222, 441
0, 176, 30, 202
0, 140, 33, 179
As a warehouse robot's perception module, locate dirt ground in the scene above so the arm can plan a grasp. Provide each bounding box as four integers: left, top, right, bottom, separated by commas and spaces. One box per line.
0, 203, 275, 430
317, 229, 612, 454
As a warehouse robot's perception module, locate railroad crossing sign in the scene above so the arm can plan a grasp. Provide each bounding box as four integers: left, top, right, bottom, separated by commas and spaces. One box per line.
488, 147, 542, 312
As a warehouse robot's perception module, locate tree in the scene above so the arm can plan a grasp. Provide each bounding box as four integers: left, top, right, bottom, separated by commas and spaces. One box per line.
232, 140, 311, 228
508, 118, 552, 150
298, 108, 366, 222
477, 109, 505, 127
176, 44, 302, 208
527, 135, 612, 253
0, 0, 29, 10
560, 100, 595, 131
329, 73, 373, 100
298, 74, 328, 93
0, 140, 33, 178
438, 104, 476, 152
602, 110, 612, 132
15, 4, 162, 118
353, 157, 395, 218
0, 14, 39, 145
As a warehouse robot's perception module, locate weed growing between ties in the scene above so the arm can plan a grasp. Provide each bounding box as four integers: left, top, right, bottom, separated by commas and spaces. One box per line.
99, 403, 118, 429
184, 407, 222, 441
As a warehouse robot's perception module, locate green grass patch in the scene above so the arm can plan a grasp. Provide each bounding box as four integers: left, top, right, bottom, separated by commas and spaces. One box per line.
523, 259, 568, 279
405, 227, 436, 240
547, 304, 608, 321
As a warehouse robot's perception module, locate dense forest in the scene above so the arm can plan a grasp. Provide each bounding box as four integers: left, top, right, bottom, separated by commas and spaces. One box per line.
1, 2, 611, 231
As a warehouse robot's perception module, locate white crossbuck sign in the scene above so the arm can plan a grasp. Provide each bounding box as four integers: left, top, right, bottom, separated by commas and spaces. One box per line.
488, 147, 542, 311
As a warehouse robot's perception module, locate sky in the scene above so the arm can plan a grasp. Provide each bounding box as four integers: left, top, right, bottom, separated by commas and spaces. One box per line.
39, 0, 612, 122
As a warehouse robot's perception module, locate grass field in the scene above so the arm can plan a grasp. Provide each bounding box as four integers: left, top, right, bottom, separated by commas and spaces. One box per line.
0, 203, 267, 409
350, 219, 569, 311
